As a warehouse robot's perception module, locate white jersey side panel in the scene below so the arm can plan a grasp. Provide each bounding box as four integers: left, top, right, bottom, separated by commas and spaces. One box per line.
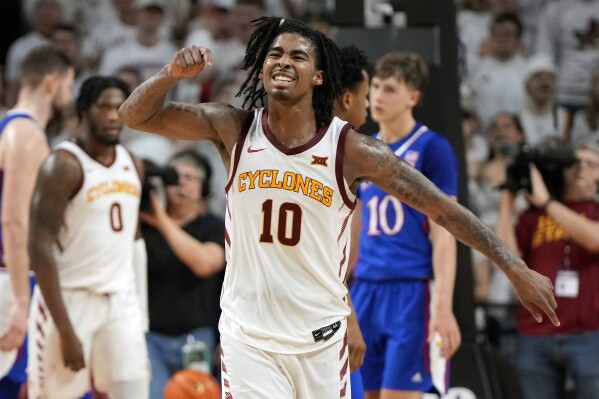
53, 142, 141, 293
220, 108, 356, 354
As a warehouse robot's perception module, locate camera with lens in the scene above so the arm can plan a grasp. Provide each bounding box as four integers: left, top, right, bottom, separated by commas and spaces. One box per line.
500, 143, 577, 199
140, 161, 179, 212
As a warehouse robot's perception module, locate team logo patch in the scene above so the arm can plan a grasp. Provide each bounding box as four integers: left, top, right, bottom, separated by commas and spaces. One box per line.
311, 155, 328, 166
404, 150, 420, 167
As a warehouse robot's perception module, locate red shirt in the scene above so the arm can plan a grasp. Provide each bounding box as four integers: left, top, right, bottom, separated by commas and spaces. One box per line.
516, 200, 599, 335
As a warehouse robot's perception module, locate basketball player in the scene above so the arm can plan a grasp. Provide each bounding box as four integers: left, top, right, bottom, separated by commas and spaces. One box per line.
351, 52, 460, 399
333, 44, 370, 399
333, 45, 370, 132
28, 76, 149, 399
0, 46, 73, 385
119, 17, 559, 398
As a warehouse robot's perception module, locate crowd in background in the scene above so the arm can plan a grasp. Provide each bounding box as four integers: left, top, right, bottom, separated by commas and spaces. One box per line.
1, 0, 599, 397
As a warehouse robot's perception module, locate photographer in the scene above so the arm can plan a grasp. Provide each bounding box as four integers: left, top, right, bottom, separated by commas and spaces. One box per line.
496, 139, 599, 399
140, 150, 225, 399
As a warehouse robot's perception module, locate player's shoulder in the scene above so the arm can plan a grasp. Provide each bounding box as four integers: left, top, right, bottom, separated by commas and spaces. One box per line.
419, 125, 453, 147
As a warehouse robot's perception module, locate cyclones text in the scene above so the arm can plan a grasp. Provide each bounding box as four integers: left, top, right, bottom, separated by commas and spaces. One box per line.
238, 169, 333, 207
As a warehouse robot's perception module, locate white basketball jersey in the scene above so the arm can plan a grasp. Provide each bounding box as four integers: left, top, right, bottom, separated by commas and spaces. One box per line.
53, 141, 141, 293
220, 108, 356, 354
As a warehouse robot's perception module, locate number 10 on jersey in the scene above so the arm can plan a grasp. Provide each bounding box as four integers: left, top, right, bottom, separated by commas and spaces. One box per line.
259, 199, 302, 246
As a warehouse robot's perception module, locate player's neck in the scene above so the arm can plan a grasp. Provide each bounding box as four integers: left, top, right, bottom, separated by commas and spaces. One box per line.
13, 90, 52, 127
379, 114, 416, 143
78, 137, 117, 167
267, 103, 318, 148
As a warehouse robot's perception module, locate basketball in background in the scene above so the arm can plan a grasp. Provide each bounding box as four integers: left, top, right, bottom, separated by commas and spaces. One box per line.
164, 369, 220, 399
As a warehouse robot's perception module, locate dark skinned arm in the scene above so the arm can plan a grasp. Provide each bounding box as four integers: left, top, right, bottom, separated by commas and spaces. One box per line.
343, 130, 560, 326
28, 150, 85, 371
118, 45, 248, 156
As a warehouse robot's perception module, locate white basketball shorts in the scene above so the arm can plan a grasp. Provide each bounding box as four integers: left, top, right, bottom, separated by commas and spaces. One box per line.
27, 285, 149, 398
220, 332, 351, 399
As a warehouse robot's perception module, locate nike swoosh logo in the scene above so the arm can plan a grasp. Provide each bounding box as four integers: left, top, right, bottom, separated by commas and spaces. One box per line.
248, 146, 267, 153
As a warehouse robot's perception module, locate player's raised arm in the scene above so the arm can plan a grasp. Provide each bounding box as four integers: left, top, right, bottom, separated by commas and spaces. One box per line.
118, 45, 248, 148
28, 151, 85, 371
343, 130, 560, 327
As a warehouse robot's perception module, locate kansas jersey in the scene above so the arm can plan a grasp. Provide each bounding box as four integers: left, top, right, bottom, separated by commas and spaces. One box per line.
0, 111, 35, 262
354, 123, 458, 281
53, 141, 141, 293
220, 108, 356, 354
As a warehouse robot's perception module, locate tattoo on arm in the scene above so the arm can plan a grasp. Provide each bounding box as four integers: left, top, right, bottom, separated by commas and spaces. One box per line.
435, 210, 519, 270
120, 69, 178, 124
355, 134, 519, 271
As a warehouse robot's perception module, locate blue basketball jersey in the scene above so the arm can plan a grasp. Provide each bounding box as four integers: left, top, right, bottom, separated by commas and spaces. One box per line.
0, 111, 35, 262
353, 122, 458, 281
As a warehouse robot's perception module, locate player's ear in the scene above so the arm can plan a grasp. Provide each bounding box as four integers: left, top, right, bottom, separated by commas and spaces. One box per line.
312, 70, 323, 86
340, 89, 352, 111
43, 72, 61, 94
409, 89, 421, 107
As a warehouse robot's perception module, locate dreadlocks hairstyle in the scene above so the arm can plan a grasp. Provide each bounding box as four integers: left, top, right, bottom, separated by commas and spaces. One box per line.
236, 16, 342, 129
339, 45, 370, 92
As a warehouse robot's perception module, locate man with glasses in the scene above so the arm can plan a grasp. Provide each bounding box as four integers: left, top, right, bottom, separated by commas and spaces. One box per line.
496, 139, 599, 399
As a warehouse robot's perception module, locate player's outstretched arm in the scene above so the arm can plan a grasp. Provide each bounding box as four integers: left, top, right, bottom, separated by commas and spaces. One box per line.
343, 130, 560, 326
28, 150, 85, 372
118, 45, 248, 150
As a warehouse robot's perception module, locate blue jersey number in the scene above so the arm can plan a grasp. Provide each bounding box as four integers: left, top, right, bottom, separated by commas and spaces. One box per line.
365, 195, 404, 236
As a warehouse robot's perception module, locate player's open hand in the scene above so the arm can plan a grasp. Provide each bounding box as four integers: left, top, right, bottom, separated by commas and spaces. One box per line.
511, 264, 560, 326
168, 45, 213, 79
0, 302, 28, 352
59, 330, 85, 372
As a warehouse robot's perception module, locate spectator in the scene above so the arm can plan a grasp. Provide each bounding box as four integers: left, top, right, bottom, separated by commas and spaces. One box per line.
4, 0, 63, 107
81, 0, 139, 72
183, 0, 244, 100
470, 113, 526, 330
456, 0, 491, 74
51, 23, 92, 96
98, 0, 177, 81
141, 150, 225, 399
462, 106, 489, 183
468, 12, 528, 129
519, 53, 569, 145
496, 138, 599, 399
536, 0, 599, 116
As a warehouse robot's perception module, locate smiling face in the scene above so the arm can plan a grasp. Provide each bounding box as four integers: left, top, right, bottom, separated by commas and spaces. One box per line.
86, 88, 126, 145
261, 33, 323, 103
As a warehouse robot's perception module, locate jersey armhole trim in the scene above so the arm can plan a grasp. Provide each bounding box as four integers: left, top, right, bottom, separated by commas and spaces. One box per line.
55, 148, 85, 200
336, 123, 356, 210
225, 111, 254, 193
